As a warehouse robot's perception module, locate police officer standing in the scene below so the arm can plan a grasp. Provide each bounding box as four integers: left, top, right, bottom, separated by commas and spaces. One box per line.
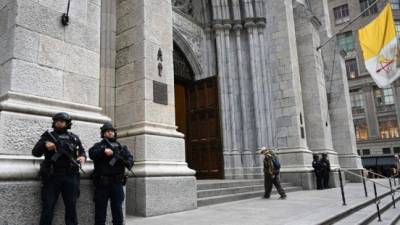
320, 153, 331, 189
312, 154, 323, 190
32, 112, 86, 225
89, 122, 134, 225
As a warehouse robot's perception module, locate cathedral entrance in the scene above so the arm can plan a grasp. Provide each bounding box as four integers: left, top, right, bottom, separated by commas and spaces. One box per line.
173, 44, 223, 179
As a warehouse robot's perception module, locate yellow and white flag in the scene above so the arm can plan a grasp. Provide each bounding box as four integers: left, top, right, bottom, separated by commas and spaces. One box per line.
358, 4, 399, 88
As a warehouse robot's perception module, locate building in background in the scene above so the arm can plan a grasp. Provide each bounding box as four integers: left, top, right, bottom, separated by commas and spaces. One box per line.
327, 0, 400, 176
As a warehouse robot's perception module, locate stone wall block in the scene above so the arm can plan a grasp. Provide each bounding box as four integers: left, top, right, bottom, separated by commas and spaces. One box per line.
10, 59, 64, 99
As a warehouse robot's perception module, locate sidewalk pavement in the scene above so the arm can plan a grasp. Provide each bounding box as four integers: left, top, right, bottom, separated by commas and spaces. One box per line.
126, 181, 395, 225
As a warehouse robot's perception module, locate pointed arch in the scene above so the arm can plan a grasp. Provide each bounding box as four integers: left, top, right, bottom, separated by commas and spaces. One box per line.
172, 27, 203, 80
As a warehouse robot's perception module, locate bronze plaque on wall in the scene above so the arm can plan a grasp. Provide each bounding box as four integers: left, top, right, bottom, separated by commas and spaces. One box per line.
153, 81, 168, 105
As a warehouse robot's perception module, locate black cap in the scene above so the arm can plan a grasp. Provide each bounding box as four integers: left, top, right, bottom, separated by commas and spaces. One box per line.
100, 122, 115, 133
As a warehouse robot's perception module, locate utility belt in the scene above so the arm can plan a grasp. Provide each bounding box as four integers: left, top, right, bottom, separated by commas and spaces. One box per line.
39, 161, 79, 181
92, 173, 127, 186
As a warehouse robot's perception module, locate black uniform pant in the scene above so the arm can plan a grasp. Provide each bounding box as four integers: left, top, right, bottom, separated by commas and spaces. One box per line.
94, 182, 124, 225
264, 174, 286, 198
315, 172, 323, 189
40, 174, 80, 225
322, 171, 330, 189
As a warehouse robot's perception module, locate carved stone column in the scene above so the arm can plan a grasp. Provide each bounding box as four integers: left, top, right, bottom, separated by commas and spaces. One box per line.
244, 20, 263, 150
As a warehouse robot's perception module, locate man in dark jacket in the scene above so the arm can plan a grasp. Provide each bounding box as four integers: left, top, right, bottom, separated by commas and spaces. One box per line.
32, 112, 86, 225
312, 154, 323, 190
89, 122, 134, 225
320, 153, 331, 189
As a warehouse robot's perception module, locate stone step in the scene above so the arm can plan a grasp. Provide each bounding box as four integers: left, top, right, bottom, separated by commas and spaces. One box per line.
334, 193, 395, 225
368, 203, 400, 225
359, 193, 400, 225
387, 212, 400, 225
197, 186, 303, 207
198, 185, 264, 198
197, 179, 264, 190
316, 186, 400, 225
197, 183, 294, 198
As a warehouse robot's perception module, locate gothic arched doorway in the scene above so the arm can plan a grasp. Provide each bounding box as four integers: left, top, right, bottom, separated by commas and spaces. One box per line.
173, 43, 223, 179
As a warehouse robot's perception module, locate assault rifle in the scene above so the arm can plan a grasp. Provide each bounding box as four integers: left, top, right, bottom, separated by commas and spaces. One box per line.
44, 130, 86, 174
103, 138, 136, 177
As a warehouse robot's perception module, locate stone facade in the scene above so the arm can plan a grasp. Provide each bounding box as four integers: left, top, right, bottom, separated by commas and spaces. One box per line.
0, 0, 109, 224
0, 0, 364, 223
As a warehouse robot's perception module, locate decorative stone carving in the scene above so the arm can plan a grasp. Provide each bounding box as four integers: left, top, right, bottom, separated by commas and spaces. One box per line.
172, 11, 206, 79
172, 0, 194, 17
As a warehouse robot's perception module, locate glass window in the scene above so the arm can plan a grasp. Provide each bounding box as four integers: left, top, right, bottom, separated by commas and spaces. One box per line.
395, 20, 400, 37
305, 0, 312, 11
346, 59, 359, 79
383, 148, 391, 154
363, 149, 371, 155
354, 119, 369, 141
379, 119, 400, 139
374, 87, 394, 106
350, 89, 364, 108
334, 4, 350, 22
360, 0, 378, 16
392, 0, 400, 9
337, 31, 355, 52
394, 147, 400, 153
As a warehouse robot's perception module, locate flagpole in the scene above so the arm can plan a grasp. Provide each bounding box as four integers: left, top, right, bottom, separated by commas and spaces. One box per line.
317, 0, 389, 51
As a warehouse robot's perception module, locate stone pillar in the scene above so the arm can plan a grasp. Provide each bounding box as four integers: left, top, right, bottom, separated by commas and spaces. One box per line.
363, 85, 380, 139
115, 0, 196, 217
256, 19, 275, 149
244, 20, 264, 150
393, 80, 400, 127
224, 22, 243, 172
213, 23, 232, 176
293, 4, 341, 187
233, 22, 251, 178
264, 0, 314, 189
100, 0, 116, 120
309, 0, 363, 181
0, 0, 108, 224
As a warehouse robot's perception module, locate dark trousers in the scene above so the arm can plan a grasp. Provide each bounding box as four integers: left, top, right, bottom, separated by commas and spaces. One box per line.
322, 171, 330, 189
39, 174, 80, 225
315, 172, 323, 189
264, 174, 286, 198
94, 182, 124, 225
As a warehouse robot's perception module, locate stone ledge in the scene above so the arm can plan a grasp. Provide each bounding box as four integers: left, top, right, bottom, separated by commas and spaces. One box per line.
0, 91, 110, 123
117, 121, 184, 138
0, 155, 94, 180
0, 156, 195, 179
132, 161, 195, 177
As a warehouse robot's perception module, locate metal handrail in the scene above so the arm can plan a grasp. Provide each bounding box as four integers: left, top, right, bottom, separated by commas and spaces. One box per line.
367, 169, 398, 180
341, 169, 395, 190
339, 168, 399, 222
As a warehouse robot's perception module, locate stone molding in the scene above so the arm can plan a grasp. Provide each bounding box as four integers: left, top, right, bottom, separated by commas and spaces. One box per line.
0, 91, 110, 123
0, 155, 94, 180
132, 161, 195, 177
116, 121, 184, 138
0, 156, 195, 180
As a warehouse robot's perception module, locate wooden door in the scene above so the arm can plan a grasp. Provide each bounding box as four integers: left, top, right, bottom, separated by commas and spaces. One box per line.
186, 77, 223, 179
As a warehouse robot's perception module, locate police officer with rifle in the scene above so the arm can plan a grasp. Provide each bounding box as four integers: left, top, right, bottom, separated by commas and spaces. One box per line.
89, 122, 134, 225
32, 112, 86, 225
